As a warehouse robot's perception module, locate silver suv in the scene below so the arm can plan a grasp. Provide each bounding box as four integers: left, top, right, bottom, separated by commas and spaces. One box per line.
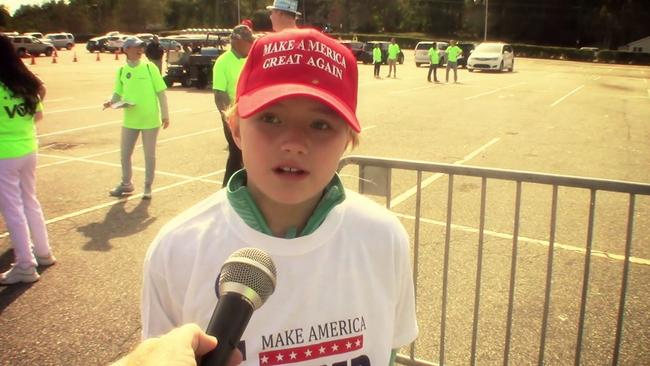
414, 41, 448, 67
10, 36, 55, 57
44, 33, 75, 50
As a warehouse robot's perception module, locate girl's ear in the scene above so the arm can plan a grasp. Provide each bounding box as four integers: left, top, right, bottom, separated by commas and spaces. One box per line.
229, 116, 243, 149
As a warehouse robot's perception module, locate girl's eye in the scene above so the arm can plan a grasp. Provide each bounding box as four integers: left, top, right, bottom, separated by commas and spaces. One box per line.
260, 113, 281, 124
311, 120, 332, 131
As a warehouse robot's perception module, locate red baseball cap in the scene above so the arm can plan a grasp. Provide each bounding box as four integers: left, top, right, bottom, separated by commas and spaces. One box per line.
236, 29, 360, 132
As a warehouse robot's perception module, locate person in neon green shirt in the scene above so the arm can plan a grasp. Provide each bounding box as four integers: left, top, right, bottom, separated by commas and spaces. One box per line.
213, 25, 254, 187
386, 38, 400, 78
373, 42, 382, 78
0, 34, 56, 285
446, 40, 463, 83
103, 37, 169, 199
427, 42, 440, 82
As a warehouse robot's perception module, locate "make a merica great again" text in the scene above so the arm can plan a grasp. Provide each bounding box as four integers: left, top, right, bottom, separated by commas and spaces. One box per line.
262, 39, 347, 80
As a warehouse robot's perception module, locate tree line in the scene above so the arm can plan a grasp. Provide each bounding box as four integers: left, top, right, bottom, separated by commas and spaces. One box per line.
1, 0, 649, 49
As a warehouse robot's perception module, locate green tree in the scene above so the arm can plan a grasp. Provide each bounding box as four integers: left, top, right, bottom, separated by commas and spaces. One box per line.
0, 5, 11, 30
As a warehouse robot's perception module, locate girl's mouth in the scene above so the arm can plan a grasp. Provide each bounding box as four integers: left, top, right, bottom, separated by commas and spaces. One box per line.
274, 166, 307, 176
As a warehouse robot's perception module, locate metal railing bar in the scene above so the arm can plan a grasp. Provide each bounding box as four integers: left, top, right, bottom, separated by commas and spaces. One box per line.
612, 194, 635, 365
339, 156, 650, 195
411, 170, 423, 361
575, 189, 597, 366
470, 177, 488, 366
538, 184, 559, 365
395, 354, 440, 366
503, 181, 522, 366
440, 174, 454, 366
387, 167, 393, 209
339, 157, 650, 366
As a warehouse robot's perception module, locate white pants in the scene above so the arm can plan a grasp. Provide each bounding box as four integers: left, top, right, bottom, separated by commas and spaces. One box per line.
0, 153, 50, 268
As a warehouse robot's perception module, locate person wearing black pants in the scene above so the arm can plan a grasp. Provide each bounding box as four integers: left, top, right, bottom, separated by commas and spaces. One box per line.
212, 26, 254, 187
372, 43, 382, 78
427, 42, 440, 82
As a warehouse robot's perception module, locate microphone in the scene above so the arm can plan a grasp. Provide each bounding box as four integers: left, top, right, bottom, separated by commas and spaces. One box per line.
200, 247, 277, 366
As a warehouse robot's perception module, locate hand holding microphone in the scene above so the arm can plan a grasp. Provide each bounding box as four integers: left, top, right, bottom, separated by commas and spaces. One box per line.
200, 247, 277, 366
111, 323, 242, 366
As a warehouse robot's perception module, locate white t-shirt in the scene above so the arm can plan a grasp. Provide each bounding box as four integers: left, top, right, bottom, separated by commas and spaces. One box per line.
142, 189, 418, 365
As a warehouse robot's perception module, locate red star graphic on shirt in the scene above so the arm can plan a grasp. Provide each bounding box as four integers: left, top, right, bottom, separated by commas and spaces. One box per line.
258, 335, 364, 365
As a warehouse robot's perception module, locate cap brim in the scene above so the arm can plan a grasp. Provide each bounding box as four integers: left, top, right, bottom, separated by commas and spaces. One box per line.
266, 5, 301, 15
238, 83, 360, 133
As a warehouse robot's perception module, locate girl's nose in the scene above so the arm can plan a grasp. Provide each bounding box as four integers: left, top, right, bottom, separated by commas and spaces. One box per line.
280, 128, 308, 155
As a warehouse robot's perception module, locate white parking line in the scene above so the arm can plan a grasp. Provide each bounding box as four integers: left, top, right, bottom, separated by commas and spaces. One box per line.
464, 82, 524, 100
0, 170, 223, 239
37, 108, 192, 138
39, 119, 121, 137
37, 127, 221, 169
389, 85, 435, 95
396, 213, 650, 266
389, 137, 500, 208
550, 85, 585, 107
45, 105, 101, 114
38, 153, 221, 183
45, 97, 74, 103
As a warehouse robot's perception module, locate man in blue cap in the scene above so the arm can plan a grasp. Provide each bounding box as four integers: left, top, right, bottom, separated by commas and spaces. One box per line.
267, 0, 300, 32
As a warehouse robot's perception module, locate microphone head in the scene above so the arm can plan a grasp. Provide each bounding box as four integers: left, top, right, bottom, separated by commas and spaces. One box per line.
218, 247, 277, 310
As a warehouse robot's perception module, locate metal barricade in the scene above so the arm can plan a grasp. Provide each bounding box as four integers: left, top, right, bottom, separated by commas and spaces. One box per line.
338, 155, 650, 366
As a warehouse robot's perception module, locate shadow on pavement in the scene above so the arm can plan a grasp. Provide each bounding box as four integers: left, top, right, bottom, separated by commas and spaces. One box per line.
0, 249, 54, 311
77, 199, 156, 252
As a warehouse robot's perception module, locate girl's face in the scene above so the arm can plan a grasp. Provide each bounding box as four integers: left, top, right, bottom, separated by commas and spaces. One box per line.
124, 46, 144, 61
231, 97, 351, 207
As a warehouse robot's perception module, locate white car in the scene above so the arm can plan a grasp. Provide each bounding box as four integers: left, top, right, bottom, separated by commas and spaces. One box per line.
414, 41, 448, 67
467, 42, 515, 72
106, 35, 130, 52
44, 32, 75, 50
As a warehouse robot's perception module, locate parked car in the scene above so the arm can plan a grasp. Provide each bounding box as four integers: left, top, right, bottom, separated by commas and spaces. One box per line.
338, 40, 365, 62
106, 35, 130, 52
414, 41, 449, 67
86, 36, 110, 52
23, 32, 43, 39
358, 41, 404, 65
136, 33, 155, 42
456, 42, 476, 68
44, 32, 75, 50
10, 35, 55, 57
159, 38, 183, 51
467, 42, 515, 72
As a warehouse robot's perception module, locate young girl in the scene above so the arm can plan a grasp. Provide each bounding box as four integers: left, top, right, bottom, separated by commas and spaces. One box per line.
104, 37, 169, 200
0, 34, 56, 285
141, 29, 418, 365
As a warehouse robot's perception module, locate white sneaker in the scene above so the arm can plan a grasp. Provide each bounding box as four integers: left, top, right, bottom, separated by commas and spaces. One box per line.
36, 253, 57, 266
142, 185, 152, 200
0, 264, 40, 285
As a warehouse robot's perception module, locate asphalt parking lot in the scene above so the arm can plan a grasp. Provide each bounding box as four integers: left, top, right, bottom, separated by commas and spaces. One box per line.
1, 46, 649, 365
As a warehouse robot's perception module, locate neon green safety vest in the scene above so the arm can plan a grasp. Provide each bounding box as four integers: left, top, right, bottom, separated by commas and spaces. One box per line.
113, 61, 167, 129
0, 82, 40, 159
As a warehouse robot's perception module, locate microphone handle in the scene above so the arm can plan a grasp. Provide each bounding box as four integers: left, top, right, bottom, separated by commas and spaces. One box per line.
200, 293, 254, 366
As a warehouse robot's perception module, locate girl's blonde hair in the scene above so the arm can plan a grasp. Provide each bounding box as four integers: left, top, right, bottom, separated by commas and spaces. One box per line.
226, 103, 360, 150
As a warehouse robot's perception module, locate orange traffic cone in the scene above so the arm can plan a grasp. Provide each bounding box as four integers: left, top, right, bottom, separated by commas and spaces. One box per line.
96, 52, 101, 61
114, 50, 119, 60
30, 54, 36, 65
73, 52, 78, 62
